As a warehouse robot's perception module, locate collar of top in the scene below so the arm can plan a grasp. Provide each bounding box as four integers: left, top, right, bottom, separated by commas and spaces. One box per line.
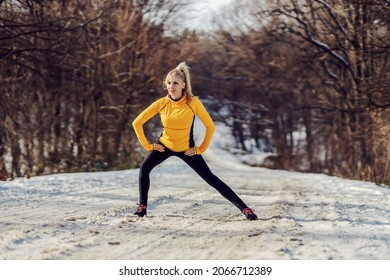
167, 94, 187, 107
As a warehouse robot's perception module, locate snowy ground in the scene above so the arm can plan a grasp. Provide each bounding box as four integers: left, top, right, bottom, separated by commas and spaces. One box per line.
1, 122, 390, 260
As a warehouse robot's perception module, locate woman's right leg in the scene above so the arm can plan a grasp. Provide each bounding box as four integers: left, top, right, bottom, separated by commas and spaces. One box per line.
138, 150, 171, 206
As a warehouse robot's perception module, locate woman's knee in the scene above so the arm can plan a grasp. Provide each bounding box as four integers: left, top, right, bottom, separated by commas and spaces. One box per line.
139, 162, 154, 175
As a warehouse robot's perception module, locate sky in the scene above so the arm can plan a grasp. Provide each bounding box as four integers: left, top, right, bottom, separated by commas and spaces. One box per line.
179, 0, 234, 32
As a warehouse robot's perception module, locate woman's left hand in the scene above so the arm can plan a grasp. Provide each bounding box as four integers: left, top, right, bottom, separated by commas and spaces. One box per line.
185, 147, 197, 156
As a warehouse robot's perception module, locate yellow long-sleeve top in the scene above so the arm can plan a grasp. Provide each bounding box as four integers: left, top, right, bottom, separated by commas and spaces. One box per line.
132, 95, 216, 154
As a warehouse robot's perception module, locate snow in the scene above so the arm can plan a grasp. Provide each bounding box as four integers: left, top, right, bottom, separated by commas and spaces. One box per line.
1, 121, 390, 263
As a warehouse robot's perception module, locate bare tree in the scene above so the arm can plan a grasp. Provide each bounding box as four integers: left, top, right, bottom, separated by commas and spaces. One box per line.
0, 0, 184, 177
188, 0, 389, 183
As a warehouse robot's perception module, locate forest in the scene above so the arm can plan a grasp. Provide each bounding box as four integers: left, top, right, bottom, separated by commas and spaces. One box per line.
0, 0, 389, 185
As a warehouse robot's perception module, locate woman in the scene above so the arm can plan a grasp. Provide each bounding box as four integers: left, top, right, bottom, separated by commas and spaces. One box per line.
132, 62, 258, 221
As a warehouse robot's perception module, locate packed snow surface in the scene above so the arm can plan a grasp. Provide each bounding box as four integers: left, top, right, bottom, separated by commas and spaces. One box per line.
1, 122, 390, 260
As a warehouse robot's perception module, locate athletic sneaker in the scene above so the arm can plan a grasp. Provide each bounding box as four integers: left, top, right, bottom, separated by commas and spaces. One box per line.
134, 204, 147, 217
242, 208, 258, 220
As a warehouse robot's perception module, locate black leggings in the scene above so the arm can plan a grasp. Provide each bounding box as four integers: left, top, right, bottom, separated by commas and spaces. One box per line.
138, 145, 248, 211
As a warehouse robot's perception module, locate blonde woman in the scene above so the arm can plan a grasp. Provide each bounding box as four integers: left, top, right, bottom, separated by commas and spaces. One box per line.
132, 62, 257, 220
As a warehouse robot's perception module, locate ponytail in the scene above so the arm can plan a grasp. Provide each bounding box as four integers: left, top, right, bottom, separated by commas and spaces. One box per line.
175, 62, 193, 101
164, 62, 194, 103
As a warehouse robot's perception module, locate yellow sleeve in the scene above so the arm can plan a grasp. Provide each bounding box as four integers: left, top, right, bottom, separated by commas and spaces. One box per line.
132, 98, 165, 151
193, 97, 216, 154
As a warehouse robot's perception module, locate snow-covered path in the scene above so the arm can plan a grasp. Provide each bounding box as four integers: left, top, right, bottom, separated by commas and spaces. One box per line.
1, 153, 390, 260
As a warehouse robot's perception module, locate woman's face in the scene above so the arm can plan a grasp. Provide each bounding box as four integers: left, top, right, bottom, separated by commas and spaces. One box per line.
166, 78, 185, 100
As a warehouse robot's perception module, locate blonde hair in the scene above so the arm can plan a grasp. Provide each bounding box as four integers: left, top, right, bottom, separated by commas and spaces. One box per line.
163, 62, 194, 103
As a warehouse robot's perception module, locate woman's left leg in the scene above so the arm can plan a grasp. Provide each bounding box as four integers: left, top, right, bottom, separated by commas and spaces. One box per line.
178, 153, 248, 211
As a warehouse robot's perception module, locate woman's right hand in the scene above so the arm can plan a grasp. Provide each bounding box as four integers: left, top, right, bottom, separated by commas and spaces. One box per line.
153, 143, 165, 152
